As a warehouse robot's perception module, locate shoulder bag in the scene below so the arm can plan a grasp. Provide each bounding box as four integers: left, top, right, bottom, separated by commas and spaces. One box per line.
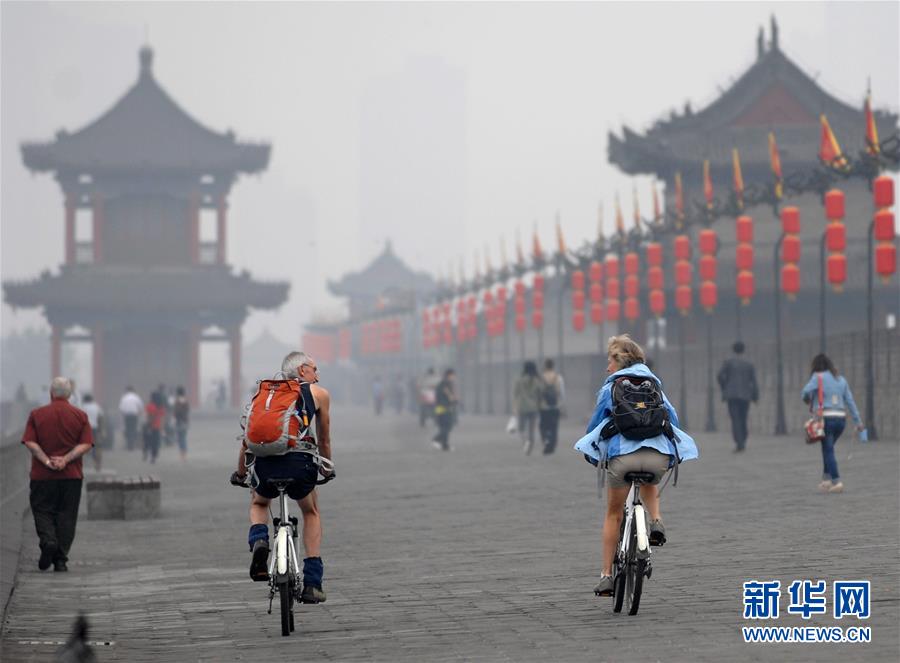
804, 374, 826, 444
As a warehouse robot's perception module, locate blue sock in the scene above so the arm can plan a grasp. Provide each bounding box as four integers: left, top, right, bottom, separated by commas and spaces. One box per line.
248, 524, 268, 551
303, 556, 324, 586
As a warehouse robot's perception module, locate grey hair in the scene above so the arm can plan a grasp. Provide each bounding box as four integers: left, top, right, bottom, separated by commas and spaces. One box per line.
50, 377, 73, 399
280, 351, 310, 379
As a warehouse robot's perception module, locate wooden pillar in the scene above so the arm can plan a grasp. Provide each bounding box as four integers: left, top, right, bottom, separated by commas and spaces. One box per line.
64, 195, 75, 264
51, 325, 62, 380
216, 196, 227, 264
229, 326, 242, 408
92, 326, 104, 403
189, 192, 200, 264
189, 325, 201, 408
92, 193, 104, 263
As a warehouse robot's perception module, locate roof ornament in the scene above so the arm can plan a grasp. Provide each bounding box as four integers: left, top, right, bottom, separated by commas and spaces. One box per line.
757, 26, 765, 60
139, 45, 154, 78
770, 15, 779, 51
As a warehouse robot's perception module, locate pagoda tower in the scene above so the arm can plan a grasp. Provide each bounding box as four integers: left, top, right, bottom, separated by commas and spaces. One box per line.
4, 47, 288, 408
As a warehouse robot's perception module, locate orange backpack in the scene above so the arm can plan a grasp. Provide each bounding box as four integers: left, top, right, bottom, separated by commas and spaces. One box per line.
241, 379, 313, 457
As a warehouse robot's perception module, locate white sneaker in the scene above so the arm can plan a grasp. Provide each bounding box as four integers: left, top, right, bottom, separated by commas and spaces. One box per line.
432, 441, 442, 450
827, 482, 844, 493
818, 480, 832, 493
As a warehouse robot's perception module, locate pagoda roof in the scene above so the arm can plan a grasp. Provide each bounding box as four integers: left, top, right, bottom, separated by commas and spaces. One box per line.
3, 264, 288, 313
608, 22, 899, 177
21, 47, 270, 175
327, 241, 436, 298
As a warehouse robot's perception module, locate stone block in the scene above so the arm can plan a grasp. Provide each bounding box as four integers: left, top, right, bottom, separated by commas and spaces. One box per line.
86, 477, 124, 519
122, 476, 160, 520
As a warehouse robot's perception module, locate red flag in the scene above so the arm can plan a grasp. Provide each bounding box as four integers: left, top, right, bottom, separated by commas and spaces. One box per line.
865, 93, 880, 156
732, 148, 744, 210
532, 228, 543, 261
703, 160, 714, 211
674, 172, 684, 223
615, 193, 625, 235
555, 215, 566, 254
632, 186, 641, 229
652, 185, 661, 223
819, 114, 848, 170
768, 132, 783, 200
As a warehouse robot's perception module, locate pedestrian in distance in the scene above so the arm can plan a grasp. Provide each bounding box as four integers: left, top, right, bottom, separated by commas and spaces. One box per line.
513, 361, 543, 455
372, 375, 385, 416
417, 367, 439, 428
539, 358, 564, 455
574, 334, 698, 596
118, 385, 143, 451
80, 394, 104, 471
144, 389, 165, 463
801, 353, 864, 494
173, 385, 190, 461
432, 369, 458, 451
21, 377, 94, 573
717, 341, 759, 452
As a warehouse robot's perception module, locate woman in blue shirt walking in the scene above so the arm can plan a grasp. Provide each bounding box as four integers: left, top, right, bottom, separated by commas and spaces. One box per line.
801, 354, 863, 494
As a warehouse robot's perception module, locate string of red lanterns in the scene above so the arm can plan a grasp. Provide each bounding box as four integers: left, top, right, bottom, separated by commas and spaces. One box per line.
780, 206, 801, 299
873, 176, 896, 282
646, 242, 665, 318
624, 250, 641, 321
735, 215, 755, 304
673, 234, 692, 314
824, 189, 847, 291
514, 280, 526, 333
532, 272, 545, 330
605, 254, 620, 322
698, 229, 718, 312
571, 268, 586, 332
589, 260, 604, 325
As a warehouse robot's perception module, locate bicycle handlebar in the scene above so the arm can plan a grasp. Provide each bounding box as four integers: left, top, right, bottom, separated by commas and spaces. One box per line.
228, 469, 336, 488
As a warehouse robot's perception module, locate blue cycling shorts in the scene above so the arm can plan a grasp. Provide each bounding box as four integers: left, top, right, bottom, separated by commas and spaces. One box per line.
252, 453, 318, 500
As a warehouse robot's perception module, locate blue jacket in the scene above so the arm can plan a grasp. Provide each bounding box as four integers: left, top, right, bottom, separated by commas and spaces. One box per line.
573, 363, 699, 466
801, 371, 861, 425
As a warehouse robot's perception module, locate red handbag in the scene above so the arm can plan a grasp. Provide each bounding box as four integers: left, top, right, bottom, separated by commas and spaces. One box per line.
804, 374, 826, 444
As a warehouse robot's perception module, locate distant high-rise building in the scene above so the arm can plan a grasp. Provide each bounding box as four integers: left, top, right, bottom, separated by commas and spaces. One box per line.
358, 56, 466, 270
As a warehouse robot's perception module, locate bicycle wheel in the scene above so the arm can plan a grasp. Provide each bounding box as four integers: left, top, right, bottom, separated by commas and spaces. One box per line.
612, 510, 628, 613
625, 550, 645, 616
279, 580, 292, 636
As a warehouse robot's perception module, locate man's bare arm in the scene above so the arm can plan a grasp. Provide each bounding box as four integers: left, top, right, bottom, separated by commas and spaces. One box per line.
313, 386, 332, 467
23, 440, 56, 470
57, 443, 92, 468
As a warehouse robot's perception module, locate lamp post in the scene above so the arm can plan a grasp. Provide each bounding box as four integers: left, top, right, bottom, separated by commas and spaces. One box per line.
773, 233, 788, 435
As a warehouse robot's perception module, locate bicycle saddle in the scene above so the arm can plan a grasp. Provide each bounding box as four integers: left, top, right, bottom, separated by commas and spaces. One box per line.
623, 471, 657, 485
266, 477, 296, 487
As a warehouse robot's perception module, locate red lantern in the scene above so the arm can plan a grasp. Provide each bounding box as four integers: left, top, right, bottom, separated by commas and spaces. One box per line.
533, 274, 545, 291
496, 286, 507, 302
468, 296, 477, 312
827, 254, 847, 289
675, 285, 691, 311
874, 210, 895, 242
781, 263, 800, 296
781, 236, 801, 264
624, 297, 639, 320
483, 291, 494, 307
736, 244, 754, 271
675, 260, 692, 286
531, 309, 544, 329
572, 290, 585, 309
698, 229, 717, 255
605, 255, 619, 275
514, 297, 526, 315
700, 281, 717, 310
514, 281, 525, 297
572, 310, 586, 332
590, 302, 604, 324
533, 290, 544, 309
625, 275, 639, 298
875, 244, 896, 279
571, 270, 585, 290
874, 175, 895, 208
515, 314, 526, 332
648, 266, 664, 291
649, 290, 665, 317
674, 235, 691, 260
605, 299, 620, 321
699, 255, 717, 281
646, 242, 662, 267
736, 216, 753, 243
624, 252, 639, 275
589, 282, 603, 303
606, 277, 620, 299
736, 271, 754, 302
824, 189, 845, 220
781, 207, 800, 234
589, 260, 603, 282
826, 223, 846, 252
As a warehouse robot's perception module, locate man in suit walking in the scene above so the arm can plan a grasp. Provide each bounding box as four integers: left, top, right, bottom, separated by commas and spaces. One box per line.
717, 341, 759, 452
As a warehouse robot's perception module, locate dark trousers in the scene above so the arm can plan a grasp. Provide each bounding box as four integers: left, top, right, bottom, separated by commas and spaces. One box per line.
433, 413, 454, 450
123, 414, 138, 450
143, 427, 160, 462
539, 408, 560, 454
821, 417, 846, 481
727, 398, 750, 449
30, 479, 82, 562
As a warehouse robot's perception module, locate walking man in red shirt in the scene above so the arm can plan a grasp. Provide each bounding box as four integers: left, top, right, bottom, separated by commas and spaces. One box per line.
21, 377, 93, 572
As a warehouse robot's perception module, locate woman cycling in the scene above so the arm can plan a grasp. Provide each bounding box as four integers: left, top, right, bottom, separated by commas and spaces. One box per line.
574, 334, 698, 596
801, 353, 862, 494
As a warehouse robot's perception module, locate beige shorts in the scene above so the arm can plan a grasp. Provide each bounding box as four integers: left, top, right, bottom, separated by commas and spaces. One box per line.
605, 448, 671, 489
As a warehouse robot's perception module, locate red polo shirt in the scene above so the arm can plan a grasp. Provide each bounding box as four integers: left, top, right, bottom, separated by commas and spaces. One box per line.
22, 398, 93, 480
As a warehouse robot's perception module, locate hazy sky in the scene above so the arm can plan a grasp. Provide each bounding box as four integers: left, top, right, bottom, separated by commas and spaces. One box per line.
2, 1, 898, 346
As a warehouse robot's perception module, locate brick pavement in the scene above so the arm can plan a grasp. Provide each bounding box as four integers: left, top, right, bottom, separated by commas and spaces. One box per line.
1, 407, 898, 662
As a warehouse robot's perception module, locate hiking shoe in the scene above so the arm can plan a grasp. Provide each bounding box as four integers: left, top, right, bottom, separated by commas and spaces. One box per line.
827, 482, 844, 493
818, 480, 832, 493
38, 546, 56, 571
649, 519, 666, 547
593, 576, 614, 596
53, 560, 68, 572
249, 540, 270, 582
300, 584, 326, 604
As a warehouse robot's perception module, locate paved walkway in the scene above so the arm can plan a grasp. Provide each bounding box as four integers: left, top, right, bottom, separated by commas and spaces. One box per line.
2, 407, 898, 662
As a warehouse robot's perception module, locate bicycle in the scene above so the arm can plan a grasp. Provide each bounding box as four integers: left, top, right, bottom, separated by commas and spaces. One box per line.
231, 467, 334, 637
606, 470, 656, 616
